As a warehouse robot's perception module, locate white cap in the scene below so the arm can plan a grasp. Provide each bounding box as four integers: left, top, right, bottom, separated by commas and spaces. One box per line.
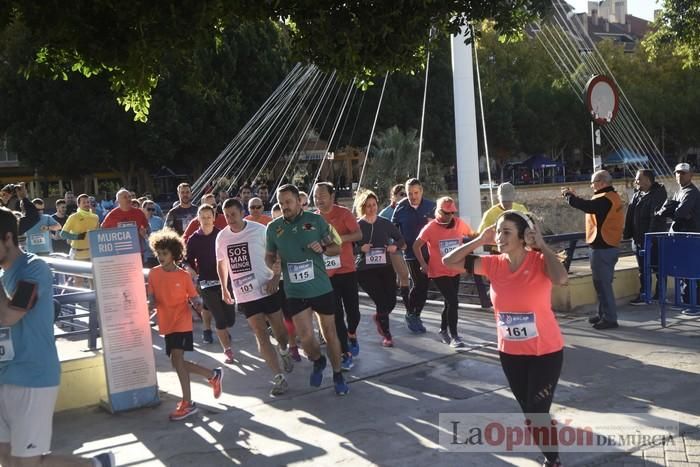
675, 163, 691, 173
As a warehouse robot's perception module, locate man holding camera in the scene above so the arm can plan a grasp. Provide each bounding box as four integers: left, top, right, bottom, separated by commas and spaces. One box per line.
0, 183, 39, 236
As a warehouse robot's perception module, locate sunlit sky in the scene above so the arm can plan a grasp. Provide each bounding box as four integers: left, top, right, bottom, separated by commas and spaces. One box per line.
567, 0, 664, 21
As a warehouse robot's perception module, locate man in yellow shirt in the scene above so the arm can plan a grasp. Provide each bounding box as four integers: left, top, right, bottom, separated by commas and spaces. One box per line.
60, 193, 100, 261
478, 182, 528, 232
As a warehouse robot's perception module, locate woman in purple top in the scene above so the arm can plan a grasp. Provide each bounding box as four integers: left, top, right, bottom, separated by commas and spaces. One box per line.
185, 205, 236, 364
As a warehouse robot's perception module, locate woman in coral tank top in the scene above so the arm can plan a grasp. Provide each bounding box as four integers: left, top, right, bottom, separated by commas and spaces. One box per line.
443, 211, 568, 467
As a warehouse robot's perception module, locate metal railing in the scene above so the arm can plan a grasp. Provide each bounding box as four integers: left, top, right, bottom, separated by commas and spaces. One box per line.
433, 232, 634, 308
46, 256, 150, 351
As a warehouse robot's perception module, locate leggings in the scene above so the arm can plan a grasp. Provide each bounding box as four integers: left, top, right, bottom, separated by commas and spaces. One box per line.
331, 271, 361, 354
433, 275, 460, 337
406, 259, 430, 316
499, 350, 564, 463
358, 266, 397, 335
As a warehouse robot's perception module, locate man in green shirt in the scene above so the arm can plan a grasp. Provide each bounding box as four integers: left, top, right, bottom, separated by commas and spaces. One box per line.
265, 184, 348, 395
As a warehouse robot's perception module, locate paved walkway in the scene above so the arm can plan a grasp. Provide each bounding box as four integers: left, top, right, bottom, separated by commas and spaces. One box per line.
52, 299, 700, 466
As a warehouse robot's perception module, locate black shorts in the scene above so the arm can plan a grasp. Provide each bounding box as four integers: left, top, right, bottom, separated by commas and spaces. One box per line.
286, 291, 335, 317
279, 283, 292, 320
164, 331, 194, 356
237, 289, 283, 319
200, 285, 237, 330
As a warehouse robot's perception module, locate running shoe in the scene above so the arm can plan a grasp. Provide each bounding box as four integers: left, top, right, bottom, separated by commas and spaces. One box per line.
373, 313, 386, 337
334, 373, 349, 396
405, 314, 421, 333
382, 335, 394, 347
169, 400, 198, 421
202, 329, 214, 344
681, 308, 700, 316
208, 367, 223, 399
280, 348, 294, 373
270, 374, 289, 396
92, 452, 115, 467
629, 296, 646, 306
414, 315, 427, 333
348, 333, 360, 357
341, 353, 354, 371
450, 336, 466, 348
224, 348, 235, 364
439, 329, 451, 344
289, 346, 302, 362
310, 355, 327, 387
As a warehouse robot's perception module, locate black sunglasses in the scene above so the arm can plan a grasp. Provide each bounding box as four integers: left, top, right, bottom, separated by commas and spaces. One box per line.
250, 205, 263, 209
147, 207, 156, 212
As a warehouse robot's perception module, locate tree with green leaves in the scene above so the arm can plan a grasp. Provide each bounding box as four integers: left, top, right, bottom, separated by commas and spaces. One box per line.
2, 1, 550, 121
644, 1, 700, 69
364, 126, 445, 200
0, 19, 290, 192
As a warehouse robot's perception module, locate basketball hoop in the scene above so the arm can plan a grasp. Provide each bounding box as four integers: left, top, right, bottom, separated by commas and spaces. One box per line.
585, 75, 619, 125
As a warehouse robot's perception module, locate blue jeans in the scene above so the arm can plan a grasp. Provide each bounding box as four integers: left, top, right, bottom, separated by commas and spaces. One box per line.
590, 247, 619, 322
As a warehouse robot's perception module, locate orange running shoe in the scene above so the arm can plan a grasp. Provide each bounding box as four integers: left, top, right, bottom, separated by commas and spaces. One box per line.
208, 367, 223, 399
169, 400, 198, 421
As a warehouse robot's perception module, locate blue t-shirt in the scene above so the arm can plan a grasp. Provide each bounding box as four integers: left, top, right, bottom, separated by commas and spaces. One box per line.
24, 214, 60, 255
379, 204, 396, 221
145, 216, 165, 260
391, 198, 436, 260
0, 253, 60, 387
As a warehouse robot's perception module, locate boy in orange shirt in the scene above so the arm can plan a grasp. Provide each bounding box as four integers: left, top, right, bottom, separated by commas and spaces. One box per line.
147, 229, 223, 421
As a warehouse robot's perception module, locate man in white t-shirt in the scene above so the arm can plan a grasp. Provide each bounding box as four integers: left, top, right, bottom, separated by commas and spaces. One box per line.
216, 198, 293, 396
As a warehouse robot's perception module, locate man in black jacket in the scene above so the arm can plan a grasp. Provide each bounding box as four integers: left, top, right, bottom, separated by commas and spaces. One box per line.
623, 169, 667, 305
655, 163, 700, 315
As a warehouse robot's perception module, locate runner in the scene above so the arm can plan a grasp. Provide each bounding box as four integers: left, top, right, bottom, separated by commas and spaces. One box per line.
313, 182, 361, 368
413, 197, 474, 348
185, 205, 236, 362
238, 184, 253, 216
257, 184, 273, 212
355, 190, 406, 347
265, 184, 349, 395
245, 197, 272, 225
379, 184, 405, 220
217, 199, 294, 396
142, 199, 164, 268
60, 194, 100, 261
147, 228, 223, 421
50, 199, 71, 254
101, 188, 150, 261
443, 211, 567, 467
166, 183, 198, 235
0, 207, 114, 466
391, 178, 436, 333
271, 203, 301, 362
23, 199, 61, 257
183, 193, 227, 243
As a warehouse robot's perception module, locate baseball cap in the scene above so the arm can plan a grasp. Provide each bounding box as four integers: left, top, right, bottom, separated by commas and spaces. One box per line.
497, 182, 516, 202
675, 163, 691, 173
438, 198, 457, 213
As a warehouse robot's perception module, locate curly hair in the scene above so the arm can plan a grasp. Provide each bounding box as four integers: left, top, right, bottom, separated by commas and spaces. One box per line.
148, 228, 185, 261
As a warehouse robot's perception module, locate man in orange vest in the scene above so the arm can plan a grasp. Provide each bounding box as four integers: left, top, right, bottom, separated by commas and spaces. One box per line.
561, 170, 624, 330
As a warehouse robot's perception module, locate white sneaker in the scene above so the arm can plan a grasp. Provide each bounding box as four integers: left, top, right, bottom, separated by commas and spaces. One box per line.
270, 374, 288, 396
279, 348, 294, 373
450, 336, 466, 348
